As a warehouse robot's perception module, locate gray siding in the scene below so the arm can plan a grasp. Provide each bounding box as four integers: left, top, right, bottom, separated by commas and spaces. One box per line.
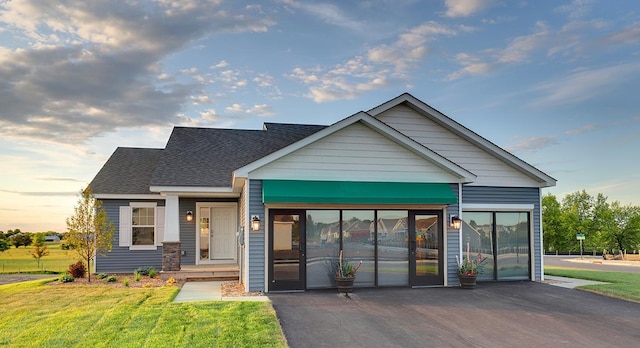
96, 199, 164, 273
461, 186, 542, 281
248, 180, 265, 292
446, 183, 460, 286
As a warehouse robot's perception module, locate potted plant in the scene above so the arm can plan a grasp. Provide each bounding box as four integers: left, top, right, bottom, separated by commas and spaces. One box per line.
334, 250, 362, 293
455, 252, 487, 289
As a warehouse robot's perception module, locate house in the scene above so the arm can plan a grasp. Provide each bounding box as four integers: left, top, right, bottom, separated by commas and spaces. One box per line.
45, 235, 60, 242
89, 93, 556, 292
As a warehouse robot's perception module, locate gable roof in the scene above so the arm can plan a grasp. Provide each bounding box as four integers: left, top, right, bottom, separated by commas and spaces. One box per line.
90, 147, 164, 195
234, 111, 477, 183
149, 123, 326, 188
368, 93, 557, 187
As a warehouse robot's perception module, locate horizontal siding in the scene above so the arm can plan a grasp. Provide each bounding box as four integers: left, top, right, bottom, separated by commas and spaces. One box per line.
250, 122, 460, 183
96, 199, 164, 273
376, 105, 541, 187
446, 184, 461, 286
248, 180, 265, 291
462, 186, 542, 280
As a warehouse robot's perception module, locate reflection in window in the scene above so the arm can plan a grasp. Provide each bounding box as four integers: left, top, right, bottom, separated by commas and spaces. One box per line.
306, 210, 340, 289
343, 210, 375, 287
132, 207, 154, 246
462, 212, 494, 281
496, 212, 529, 280
377, 211, 408, 286
273, 214, 300, 281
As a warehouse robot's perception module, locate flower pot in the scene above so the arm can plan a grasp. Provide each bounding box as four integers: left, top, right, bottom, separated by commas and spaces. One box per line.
458, 274, 477, 289
335, 276, 355, 293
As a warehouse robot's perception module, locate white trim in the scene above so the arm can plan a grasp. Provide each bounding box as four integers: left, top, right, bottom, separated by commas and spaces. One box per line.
264, 206, 269, 293
234, 112, 476, 183
462, 203, 534, 211
368, 93, 556, 187
128, 202, 159, 251
130, 202, 158, 208
243, 180, 251, 292
457, 183, 463, 286
539, 188, 544, 281
441, 208, 447, 287
95, 194, 163, 199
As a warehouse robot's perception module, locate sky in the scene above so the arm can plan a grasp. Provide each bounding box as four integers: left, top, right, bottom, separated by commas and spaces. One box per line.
1, 0, 639, 232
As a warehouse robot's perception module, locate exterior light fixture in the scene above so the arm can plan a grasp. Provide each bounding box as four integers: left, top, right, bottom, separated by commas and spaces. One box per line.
251, 215, 261, 231
450, 215, 461, 230
186, 210, 193, 222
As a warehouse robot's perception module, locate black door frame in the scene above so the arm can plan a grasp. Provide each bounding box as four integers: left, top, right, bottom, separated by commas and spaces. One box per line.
408, 210, 444, 286
268, 209, 306, 291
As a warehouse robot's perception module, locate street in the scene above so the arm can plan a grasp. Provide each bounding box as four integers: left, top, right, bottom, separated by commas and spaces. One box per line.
544, 254, 640, 274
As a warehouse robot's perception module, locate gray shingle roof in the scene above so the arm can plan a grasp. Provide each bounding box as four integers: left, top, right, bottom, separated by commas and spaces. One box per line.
90, 147, 164, 194
150, 123, 327, 187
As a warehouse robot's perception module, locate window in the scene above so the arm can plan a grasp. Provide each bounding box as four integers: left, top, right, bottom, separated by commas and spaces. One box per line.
119, 203, 164, 250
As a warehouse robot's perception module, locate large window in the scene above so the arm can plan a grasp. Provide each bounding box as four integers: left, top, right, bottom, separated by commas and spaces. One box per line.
132, 207, 155, 246
462, 211, 530, 281
306, 210, 340, 289
343, 210, 375, 287
377, 210, 408, 286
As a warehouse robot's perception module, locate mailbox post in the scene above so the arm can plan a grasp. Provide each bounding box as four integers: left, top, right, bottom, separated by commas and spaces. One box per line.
576, 233, 585, 259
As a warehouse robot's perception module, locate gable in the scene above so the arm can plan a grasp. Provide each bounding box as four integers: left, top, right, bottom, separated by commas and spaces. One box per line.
248, 121, 464, 183
374, 103, 553, 187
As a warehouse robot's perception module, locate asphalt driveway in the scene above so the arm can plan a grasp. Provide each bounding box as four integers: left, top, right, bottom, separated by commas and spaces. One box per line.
269, 282, 640, 348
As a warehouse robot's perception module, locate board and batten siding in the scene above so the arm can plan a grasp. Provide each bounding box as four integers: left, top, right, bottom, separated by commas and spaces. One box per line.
375, 105, 541, 187
248, 180, 265, 292
461, 186, 542, 281
250, 122, 460, 183
96, 199, 164, 273
446, 183, 461, 286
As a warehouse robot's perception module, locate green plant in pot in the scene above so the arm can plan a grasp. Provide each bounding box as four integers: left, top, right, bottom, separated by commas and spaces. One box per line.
455, 252, 487, 289
335, 250, 362, 293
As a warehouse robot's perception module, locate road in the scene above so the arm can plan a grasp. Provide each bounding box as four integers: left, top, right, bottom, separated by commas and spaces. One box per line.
544, 255, 640, 274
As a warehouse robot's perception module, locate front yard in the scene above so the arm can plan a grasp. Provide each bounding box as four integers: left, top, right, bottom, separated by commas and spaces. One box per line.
0, 278, 286, 347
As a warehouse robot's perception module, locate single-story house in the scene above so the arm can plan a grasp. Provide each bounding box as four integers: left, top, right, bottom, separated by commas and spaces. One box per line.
90, 93, 556, 292
45, 235, 61, 242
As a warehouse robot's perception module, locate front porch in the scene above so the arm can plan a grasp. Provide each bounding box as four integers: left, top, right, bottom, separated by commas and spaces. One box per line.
161, 263, 239, 282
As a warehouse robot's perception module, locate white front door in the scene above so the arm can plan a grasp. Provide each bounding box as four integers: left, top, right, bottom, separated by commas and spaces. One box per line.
197, 203, 237, 263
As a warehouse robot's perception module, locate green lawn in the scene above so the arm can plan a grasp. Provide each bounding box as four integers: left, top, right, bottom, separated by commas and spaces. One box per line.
0, 279, 286, 347
545, 266, 640, 303
0, 242, 77, 273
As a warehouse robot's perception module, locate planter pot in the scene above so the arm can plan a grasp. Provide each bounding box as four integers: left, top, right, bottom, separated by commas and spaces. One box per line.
335, 277, 355, 293
458, 274, 477, 289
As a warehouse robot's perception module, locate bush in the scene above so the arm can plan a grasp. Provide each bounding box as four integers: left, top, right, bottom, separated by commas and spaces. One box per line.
165, 277, 177, 286
134, 272, 141, 281
59, 274, 75, 283
148, 268, 157, 279
134, 266, 155, 276
60, 243, 71, 250
106, 276, 117, 283
67, 261, 86, 278
123, 278, 129, 287
96, 272, 108, 280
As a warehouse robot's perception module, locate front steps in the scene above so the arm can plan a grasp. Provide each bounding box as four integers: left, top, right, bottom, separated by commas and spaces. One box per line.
161, 264, 239, 282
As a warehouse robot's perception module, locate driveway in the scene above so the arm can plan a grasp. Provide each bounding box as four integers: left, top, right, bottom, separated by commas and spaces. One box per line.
269, 282, 640, 348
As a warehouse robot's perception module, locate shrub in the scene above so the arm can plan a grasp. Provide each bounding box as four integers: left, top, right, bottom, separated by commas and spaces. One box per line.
165, 277, 177, 287
134, 266, 155, 276
123, 278, 129, 287
142, 282, 154, 288
60, 242, 71, 250
96, 272, 108, 280
148, 268, 157, 279
67, 261, 86, 278
106, 276, 117, 283
59, 274, 75, 283
134, 272, 141, 281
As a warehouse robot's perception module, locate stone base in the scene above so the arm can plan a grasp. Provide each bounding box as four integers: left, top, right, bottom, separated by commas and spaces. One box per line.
162, 241, 182, 271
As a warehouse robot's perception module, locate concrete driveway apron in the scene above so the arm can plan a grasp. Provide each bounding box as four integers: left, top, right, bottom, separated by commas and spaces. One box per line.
269, 281, 640, 348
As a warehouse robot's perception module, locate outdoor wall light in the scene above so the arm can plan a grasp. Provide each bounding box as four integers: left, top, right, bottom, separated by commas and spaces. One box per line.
251, 215, 261, 231
450, 215, 462, 229
186, 210, 193, 222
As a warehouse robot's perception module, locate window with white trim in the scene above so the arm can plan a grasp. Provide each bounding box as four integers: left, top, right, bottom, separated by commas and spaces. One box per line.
119, 202, 165, 250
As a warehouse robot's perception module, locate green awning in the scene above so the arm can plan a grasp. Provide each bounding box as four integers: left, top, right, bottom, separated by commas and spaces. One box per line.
262, 180, 457, 205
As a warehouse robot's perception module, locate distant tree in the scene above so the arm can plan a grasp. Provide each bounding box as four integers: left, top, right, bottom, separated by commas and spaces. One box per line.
10, 233, 33, 248
603, 202, 640, 253
0, 238, 9, 252
542, 194, 563, 251
30, 234, 50, 268
560, 190, 594, 252
0, 231, 5, 240
6, 229, 20, 238
66, 186, 114, 282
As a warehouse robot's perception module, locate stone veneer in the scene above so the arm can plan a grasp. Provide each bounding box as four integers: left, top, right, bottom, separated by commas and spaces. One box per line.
162, 241, 181, 271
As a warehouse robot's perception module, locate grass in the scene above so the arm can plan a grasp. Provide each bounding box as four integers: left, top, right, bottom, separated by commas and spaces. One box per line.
545, 266, 640, 303
0, 279, 286, 347
0, 242, 77, 273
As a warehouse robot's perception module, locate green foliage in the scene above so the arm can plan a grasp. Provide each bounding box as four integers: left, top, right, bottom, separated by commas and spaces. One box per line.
123, 278, 129, 287
134, 272, 141, 281
0, 239, 9, 253
65, 186, 115, 282
134, 266, 155, 276
148, 268, 157, 278
30, 234, 50, 268
106, 276, 117, 283
67, 261, 86, 279
95, 272, 108, 280
10, 233, 33, 248
59, 274, 75, 283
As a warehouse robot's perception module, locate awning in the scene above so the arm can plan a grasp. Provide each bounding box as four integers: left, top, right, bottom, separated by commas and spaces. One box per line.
262, 180, 457, 205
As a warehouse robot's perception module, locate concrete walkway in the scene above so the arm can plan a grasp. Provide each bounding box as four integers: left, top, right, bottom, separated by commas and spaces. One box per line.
544, 275, 610, 289
172, 281, 269, 303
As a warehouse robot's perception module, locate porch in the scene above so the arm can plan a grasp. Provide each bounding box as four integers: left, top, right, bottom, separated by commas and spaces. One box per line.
161, 263, 239, 282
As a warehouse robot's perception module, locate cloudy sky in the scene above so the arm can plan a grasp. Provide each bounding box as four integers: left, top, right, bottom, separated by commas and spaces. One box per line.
1, 0, 639, 232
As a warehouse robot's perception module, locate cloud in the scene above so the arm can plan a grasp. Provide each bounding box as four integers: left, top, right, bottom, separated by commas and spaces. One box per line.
505, 136, 559, 154
443, 0, 491, 18
0, 189, 77, 197
555, 0, 593, 20
0, 0, 274, 144
224, 103, 275, 117
290, 21, 460, 102
37, 177, 85, 183
281, 0, 367, 32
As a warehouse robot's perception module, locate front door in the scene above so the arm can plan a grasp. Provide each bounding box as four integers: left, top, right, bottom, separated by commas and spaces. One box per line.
409, 211, 444, 286
269, 210, 306, 291
198, 204, 237, 263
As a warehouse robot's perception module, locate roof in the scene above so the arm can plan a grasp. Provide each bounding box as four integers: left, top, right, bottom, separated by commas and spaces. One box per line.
149, 123, 326, 188
90, 147, 164, 194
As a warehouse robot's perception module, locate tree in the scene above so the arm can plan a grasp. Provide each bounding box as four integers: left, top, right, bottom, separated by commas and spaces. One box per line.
0, 238, 9, 253
10, 232, 33, 248
542, 194, 563, 251
66, 186, 114, 282
30, 234, 50, 268
604, 202, 640, 253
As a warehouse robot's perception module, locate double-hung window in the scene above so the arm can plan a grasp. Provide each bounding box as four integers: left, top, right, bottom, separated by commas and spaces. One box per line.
119, 202, 165, 250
